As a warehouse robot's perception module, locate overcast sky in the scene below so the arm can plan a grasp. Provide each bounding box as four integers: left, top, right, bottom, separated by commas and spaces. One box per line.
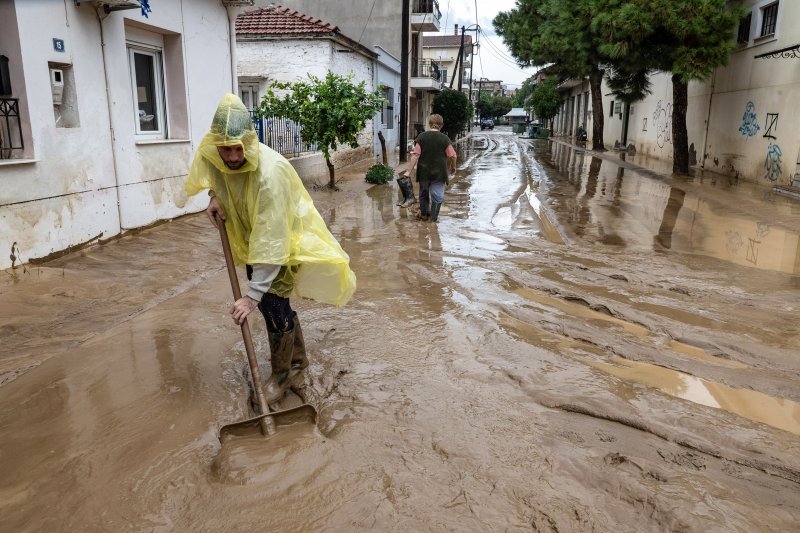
433, 0, 537, 88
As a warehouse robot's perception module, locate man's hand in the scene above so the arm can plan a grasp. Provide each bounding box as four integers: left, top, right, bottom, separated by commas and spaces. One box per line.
207, 196, 226, 228
230, 296, 259, 325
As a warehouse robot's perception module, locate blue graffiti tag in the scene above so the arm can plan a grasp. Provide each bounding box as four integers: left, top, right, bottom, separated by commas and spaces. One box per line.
739, 101, 760, 137
764, 143, 782, 182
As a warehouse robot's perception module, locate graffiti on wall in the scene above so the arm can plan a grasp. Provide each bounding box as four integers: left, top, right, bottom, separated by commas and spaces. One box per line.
764, 143, 782, 182
738, 101, 760, 137
763, 113, 779, 139
652, 101, 672, 148
725, 230, 744, 257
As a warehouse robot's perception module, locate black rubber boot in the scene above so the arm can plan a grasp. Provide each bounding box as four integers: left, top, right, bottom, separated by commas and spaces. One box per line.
290, 312, 308, 370
430, 201, 442, 222
263, 327, 301, 404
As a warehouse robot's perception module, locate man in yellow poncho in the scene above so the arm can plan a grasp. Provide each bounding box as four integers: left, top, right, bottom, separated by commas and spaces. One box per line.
186, 94, 356, 406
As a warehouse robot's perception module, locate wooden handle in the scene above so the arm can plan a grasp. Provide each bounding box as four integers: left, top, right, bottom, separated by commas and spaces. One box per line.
215, 214, 275, 436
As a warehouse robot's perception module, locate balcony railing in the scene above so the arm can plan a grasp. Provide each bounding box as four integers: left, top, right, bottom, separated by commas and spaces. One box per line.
413, 59, 443, 82
0, 98, 24, 159
413, 0, 441, 20
251, 111, 318, 158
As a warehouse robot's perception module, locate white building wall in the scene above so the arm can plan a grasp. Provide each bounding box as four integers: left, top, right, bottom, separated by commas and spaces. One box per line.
237, 37, 377, 169
0, 0, 233, 270
373, 46, 401, 160
601, 0, 800, 187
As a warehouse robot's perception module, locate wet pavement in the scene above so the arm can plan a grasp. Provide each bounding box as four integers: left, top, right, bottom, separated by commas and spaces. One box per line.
1, 130, 799, 531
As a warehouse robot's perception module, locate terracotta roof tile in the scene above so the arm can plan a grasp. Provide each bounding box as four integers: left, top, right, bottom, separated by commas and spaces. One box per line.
236, 5, 338, 35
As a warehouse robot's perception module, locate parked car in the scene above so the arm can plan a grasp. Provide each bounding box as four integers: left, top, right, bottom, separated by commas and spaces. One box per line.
480, 118, 494, 130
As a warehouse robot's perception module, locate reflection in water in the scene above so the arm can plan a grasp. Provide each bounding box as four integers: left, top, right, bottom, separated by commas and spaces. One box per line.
588, 357, 800, 436
534, 142, 800, 274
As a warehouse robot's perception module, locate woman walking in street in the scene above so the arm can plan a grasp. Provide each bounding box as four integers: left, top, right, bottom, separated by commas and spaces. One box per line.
402, 114, 457, 222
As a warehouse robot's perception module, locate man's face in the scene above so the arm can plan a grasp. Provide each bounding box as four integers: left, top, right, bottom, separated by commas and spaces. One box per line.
217, 145, 246, 170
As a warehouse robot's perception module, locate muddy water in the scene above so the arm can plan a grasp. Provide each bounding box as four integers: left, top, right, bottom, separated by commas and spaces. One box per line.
1, 132, 799, 531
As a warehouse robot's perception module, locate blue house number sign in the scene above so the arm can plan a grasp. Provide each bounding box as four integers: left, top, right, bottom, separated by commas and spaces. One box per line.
53, 38, 65, 52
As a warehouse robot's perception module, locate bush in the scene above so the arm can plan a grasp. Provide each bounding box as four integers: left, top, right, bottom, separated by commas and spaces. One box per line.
365, 163, 394, 184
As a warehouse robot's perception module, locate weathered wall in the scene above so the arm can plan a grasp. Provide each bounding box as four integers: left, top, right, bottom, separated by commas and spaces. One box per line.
267, 0, 402, 59
601, 0, 800, 187
0, 0, 233, 270
373, 46, 402, 160
238, 37, 376, 168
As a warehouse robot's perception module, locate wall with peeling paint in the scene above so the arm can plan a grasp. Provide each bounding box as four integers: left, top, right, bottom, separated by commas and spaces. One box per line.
236, 34, 377, 170
0, 0, 234, 270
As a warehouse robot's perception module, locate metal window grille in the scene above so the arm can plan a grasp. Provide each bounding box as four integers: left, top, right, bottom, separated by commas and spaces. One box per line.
737, 12, 752, 43
413, 59, 441, 80
0, 97, 24, 159
251, 112, 318, 158
761, 2, 778, 37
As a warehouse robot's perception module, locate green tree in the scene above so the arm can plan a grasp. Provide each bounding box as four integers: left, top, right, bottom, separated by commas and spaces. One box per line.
530, 78, 561, 128
476, 93, 493, 118
597, 0, 744, 173
491, 96, 513, 119
432, 89, 473, 140
258, 72, 384, 189
512, 75, 537, 108
495, 0, 610, 150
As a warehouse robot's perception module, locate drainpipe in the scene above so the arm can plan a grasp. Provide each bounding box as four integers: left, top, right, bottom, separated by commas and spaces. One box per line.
96, 6, 124, 232
700, 69, 716, 169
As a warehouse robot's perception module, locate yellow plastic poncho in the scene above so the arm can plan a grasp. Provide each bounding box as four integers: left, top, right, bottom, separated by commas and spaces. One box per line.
186, 93, 356, 307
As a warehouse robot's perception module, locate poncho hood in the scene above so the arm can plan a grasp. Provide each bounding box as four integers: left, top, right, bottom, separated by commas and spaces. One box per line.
197, 93, 260, 174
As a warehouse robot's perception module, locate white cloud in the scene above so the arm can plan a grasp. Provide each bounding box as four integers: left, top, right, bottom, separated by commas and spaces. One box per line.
434, 0, 536, 87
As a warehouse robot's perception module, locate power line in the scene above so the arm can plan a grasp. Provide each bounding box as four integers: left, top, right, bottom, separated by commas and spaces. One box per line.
479, 28, 526, 67
357, 0, 378, 44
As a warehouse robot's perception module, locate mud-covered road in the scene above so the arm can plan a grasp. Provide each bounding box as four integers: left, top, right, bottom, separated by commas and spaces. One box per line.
1, 130, 799, 531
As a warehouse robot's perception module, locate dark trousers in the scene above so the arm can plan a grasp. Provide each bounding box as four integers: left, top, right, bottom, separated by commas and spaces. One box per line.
246, 265, 294, 333
418, 180, 446, 216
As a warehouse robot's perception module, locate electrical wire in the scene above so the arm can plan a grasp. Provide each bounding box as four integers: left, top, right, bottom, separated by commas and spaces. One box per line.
479, 28, 527, 67
478, 29, 535, 76
357, 0, 378, 44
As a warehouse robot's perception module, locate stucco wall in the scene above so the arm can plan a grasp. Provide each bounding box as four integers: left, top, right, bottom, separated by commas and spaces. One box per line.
599, 0, 800, 187
237, 36, 377, 168
265, 0, 402, 59
0, 0, 233, 270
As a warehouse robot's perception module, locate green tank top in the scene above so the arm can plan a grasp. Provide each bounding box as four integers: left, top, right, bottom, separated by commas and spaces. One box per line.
415, 130, 452, 183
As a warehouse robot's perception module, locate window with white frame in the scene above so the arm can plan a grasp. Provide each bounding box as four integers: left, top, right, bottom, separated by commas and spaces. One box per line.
760, 1, 778, 38
128, 45, 166, 137
124, 23, 190, 141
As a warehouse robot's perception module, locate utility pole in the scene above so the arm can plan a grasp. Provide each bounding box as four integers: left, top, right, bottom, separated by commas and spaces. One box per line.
449, 26, 466, 90
400, 0, 409, 162
456, 26, 466, 92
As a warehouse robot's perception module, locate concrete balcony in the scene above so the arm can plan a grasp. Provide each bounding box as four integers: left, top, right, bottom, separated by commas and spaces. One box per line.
410, 59, 444, 91
412, 0, 441, 32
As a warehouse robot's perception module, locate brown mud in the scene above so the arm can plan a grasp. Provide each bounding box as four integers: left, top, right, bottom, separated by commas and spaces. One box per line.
1, 133, 799, 531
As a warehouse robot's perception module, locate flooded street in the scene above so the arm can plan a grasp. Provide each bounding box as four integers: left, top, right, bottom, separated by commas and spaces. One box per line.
1, 130, 799, 531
